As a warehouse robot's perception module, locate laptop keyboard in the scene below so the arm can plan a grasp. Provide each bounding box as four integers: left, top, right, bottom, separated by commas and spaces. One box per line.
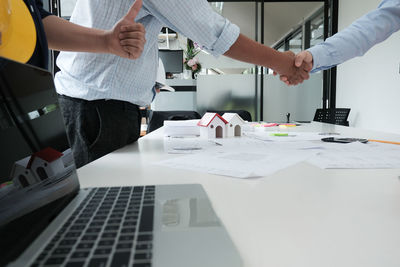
32, 186, 155, 267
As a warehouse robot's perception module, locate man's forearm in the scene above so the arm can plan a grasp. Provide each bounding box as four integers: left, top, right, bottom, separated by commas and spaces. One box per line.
224, 33, 309, 85
42, 15, 108, 53
223, 34, 292, 72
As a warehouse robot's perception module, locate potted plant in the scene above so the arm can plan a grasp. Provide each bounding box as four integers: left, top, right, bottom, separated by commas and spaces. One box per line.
183, 40, 202, 79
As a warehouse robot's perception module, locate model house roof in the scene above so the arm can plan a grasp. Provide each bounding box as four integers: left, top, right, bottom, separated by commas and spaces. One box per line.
222, 113, 245, 124
27, 147, 64, 169
15, 157, 30, 168
197, 113, 228, 127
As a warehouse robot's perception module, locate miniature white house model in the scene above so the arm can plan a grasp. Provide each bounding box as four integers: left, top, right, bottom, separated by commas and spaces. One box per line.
222, 113, 245, 137
197, 113, 228, 139
11, 147, 64, 188
11, 157, 39, 188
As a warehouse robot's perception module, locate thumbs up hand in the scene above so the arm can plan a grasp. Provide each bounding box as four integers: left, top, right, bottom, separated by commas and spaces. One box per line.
105, 0, 146, 59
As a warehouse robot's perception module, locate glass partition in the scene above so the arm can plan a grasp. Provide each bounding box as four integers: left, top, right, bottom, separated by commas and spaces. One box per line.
156, 1, 259, 120
264, 4, 325, 122
288, 30, 303, 54
310, 11, 325, 47
197, 1, 258, 120
263, 73, 323, 122
58, 0, 77, 18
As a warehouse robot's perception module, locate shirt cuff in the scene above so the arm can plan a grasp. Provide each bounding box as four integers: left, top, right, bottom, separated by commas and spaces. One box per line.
207, 20, 240, 57
307, 45, 337, 73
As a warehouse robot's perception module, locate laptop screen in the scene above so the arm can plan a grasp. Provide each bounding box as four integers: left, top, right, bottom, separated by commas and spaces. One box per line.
0, 57, 80, 263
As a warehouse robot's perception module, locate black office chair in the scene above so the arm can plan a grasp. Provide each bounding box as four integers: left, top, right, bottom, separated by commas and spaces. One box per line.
206, 109, 252, 122
146, 110, 201, 133
313, 108, 350, 126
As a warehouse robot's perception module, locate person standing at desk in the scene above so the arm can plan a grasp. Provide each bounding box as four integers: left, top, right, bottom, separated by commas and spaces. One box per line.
55, 0, 312, 168
278, 0, 400, 83
0, 0, 145, 69
1, 0, 146, 168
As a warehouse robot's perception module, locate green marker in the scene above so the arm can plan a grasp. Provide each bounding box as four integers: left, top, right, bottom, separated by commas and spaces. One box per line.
270, 133, 289, 136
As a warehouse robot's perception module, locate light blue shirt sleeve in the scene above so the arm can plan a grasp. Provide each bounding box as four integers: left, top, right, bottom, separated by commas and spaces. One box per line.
143, 0, 240, 56
308, 0, 400, 72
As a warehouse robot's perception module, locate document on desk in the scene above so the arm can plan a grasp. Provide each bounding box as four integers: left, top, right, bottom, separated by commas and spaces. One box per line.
163, 120, 200, 137
163, 136, 213, 154
156, 141, 317, 178
307, 141, 400, 169
245, 132, 324, 142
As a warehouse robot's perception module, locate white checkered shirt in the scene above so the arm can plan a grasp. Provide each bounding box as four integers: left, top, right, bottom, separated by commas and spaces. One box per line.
54, 0, 240, 106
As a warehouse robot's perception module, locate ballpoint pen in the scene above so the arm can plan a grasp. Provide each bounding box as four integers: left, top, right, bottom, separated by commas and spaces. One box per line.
209, 140, 223, 146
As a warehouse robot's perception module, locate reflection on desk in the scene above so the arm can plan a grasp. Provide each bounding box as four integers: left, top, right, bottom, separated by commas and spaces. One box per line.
77, 122, 400, 267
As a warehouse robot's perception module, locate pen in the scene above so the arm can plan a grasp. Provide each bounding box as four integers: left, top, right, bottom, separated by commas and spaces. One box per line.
368, 139, 400, 145
319, 132, 340, 136
172, 147, 202, 150
209, 140, 223, 146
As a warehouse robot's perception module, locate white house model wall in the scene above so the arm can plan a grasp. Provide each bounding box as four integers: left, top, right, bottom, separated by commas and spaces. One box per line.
222, 113, 245, 137
11, 157, 40, 188
11, 147, 66, 189
198, 113, 228, 139
197, 112, 245, 139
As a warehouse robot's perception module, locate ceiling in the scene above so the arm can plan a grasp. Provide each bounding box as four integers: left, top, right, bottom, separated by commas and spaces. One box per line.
221, 2, 323, 47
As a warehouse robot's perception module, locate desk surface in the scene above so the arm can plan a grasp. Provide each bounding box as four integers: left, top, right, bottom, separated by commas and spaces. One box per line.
77, 122, 400, 267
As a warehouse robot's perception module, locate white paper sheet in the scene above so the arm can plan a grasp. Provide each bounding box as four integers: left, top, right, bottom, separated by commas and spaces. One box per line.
163, 119, 200, 137
307, 141, 400, 169
157, 139, 317, 178
244, 131, 327, 142
157, 134, 400, 178
163, 136, 219, 154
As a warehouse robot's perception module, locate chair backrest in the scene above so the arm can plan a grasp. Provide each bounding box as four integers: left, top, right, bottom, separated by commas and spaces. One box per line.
206, 110, 252, 122
313, 108, 350, 126
147, 110, 201, 133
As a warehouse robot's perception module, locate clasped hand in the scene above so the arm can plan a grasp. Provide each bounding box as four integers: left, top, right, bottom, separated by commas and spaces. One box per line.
274, 50, 314, 86
104, 0, 146, 59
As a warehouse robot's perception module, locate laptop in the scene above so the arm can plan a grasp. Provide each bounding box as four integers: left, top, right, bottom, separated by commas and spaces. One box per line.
0, 57, 242, 267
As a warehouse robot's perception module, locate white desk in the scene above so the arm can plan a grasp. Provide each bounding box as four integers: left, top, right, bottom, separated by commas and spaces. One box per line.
77, 122, 400, 267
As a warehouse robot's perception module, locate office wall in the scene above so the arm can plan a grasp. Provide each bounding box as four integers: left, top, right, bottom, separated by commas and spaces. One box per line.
336, 0, 400, 133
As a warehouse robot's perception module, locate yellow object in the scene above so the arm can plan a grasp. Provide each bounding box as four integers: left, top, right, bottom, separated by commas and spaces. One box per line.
0, 0, 37, 63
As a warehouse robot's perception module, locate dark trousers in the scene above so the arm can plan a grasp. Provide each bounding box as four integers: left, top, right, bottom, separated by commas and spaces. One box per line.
58, 95, 141, 168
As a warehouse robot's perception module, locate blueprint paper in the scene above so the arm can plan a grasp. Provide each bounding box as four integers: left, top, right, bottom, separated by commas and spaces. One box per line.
307, 141, 400, 169
156, 135, 400, 178
156, 143, 317, 178
245, 132, 326, 142
163, 120, 200, 137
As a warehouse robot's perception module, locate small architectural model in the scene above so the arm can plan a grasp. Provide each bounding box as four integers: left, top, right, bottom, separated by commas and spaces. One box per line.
198, 113, 228, 139
11, 157, 39, 188
222, 113, 245, 137
28, 147, 64, 181
11, 147, 65, 188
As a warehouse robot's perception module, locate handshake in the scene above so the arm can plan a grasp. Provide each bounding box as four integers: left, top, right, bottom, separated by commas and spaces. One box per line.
273, 50, 314, 86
